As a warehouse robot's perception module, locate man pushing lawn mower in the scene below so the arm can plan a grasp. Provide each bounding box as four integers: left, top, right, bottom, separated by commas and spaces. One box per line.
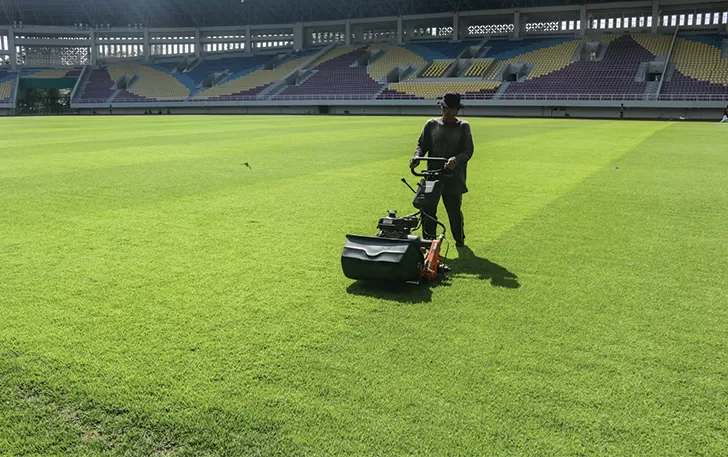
410, 92, 474, 248
340, 92, 474, 283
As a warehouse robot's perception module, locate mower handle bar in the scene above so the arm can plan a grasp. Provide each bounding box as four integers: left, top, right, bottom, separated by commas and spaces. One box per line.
410, 157, 448, 177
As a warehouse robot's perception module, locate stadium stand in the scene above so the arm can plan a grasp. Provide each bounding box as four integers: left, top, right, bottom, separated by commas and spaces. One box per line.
682, 34, 726, 49
75, 53, 314, 102
309, 45, 360, 67
405, 41, 475, 60
632, 34, 672, 57
464, 59, 493, 77
195, 51, 317, 100
484, 37, 573, 60
79, 68, 117, 102
503, 35, 660, 96
107, 64, 191, 100
155, 61, 182, 72
484, 38, 582, 80
0, 71, 15, 103
366, 44, 426, 81
66, 34, 728, 105
0, 81, 12, 101
660, 35, 728, 98
662, 71, 728, 98
421, 60, 453, 77
155, 64, 198, 93
183, 55, 271, 86
4, 0, 728, 120
276, 47, 382, 98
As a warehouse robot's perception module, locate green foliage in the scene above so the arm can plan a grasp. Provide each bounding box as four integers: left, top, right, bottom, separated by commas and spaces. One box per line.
1, 116, 726, 456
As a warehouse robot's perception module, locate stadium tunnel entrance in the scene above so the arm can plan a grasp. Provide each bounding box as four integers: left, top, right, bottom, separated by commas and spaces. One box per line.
17, 77, 76, 115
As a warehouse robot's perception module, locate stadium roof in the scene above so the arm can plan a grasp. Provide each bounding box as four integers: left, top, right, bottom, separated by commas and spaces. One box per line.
1, 0, 647, 28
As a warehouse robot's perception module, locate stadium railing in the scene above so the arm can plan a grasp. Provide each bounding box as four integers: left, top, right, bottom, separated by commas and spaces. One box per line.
76, 94, 379, 103
74, 93, 728, 103
498, 93, 728, 101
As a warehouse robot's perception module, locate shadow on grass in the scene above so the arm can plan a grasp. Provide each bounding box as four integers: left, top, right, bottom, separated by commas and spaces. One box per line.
448, 245, 521, 288
346, 277, 450, 304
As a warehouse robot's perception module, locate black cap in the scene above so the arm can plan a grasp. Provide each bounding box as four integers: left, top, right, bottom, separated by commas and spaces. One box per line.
438, 92, 463, 109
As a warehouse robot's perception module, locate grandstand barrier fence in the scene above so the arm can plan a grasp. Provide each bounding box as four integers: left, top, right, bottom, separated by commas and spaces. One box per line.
499, 93, 728, 101
65, 102, 728, 122
76, 94, 380, 103
73, 93, 728, 103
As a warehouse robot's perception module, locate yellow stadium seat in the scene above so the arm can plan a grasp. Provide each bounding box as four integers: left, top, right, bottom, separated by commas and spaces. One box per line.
194, 55, 310, 99
107, 64, 190, 100
633, 35, 672, 56
482, 39, 582, 81
421, 61, 452, 78
464, 60, 492, 77
0, 80, 13, 99
669, 38, 728, 85
309, 46, 361, 68
367, 45, 426, 81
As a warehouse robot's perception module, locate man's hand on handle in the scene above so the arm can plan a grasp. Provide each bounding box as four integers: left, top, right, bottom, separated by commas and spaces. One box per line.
410, 156, 457, 170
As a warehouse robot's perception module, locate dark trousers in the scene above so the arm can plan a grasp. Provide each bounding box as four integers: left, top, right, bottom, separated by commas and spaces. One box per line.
422, 192, 465, 243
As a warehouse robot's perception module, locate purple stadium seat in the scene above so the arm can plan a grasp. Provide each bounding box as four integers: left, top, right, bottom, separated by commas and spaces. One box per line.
505, 36, 656, 97
277, 49, 382, 98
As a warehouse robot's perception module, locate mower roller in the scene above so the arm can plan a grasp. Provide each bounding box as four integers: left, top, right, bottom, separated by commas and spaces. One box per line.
341, 157, 451, 283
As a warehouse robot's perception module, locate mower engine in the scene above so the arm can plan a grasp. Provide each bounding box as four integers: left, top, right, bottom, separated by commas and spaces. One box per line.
376, 210, 419, 239
341, 158, 450, 283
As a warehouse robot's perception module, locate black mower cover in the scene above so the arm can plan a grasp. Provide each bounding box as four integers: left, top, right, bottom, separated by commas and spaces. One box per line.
341, 235, 424, 282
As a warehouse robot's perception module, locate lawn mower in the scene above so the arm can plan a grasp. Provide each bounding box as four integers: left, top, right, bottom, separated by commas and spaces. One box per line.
341, 157, 451, 283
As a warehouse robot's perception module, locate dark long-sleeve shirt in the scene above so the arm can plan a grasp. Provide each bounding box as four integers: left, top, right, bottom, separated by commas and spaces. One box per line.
414, 117, 474, 194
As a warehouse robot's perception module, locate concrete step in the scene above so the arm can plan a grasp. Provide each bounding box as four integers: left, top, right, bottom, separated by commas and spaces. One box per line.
265, 83, 289, 98
635, 62, 649, 82
107, 89, 121, 104
571, 42, 585, 62
295, 69, 317, 86
596, 41, 609, 60
663, 62, 676, 82
492, 82, 511, 100
373, 84, 388, 98
643, 81, 659, 99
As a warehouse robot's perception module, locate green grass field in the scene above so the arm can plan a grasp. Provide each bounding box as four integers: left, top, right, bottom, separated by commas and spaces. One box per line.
1, 115, 727, 456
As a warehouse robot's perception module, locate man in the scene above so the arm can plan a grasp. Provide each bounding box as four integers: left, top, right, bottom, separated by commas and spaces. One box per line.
410, 92, 474, 247
619, 103, 625, 119
721, 105, 728, 123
